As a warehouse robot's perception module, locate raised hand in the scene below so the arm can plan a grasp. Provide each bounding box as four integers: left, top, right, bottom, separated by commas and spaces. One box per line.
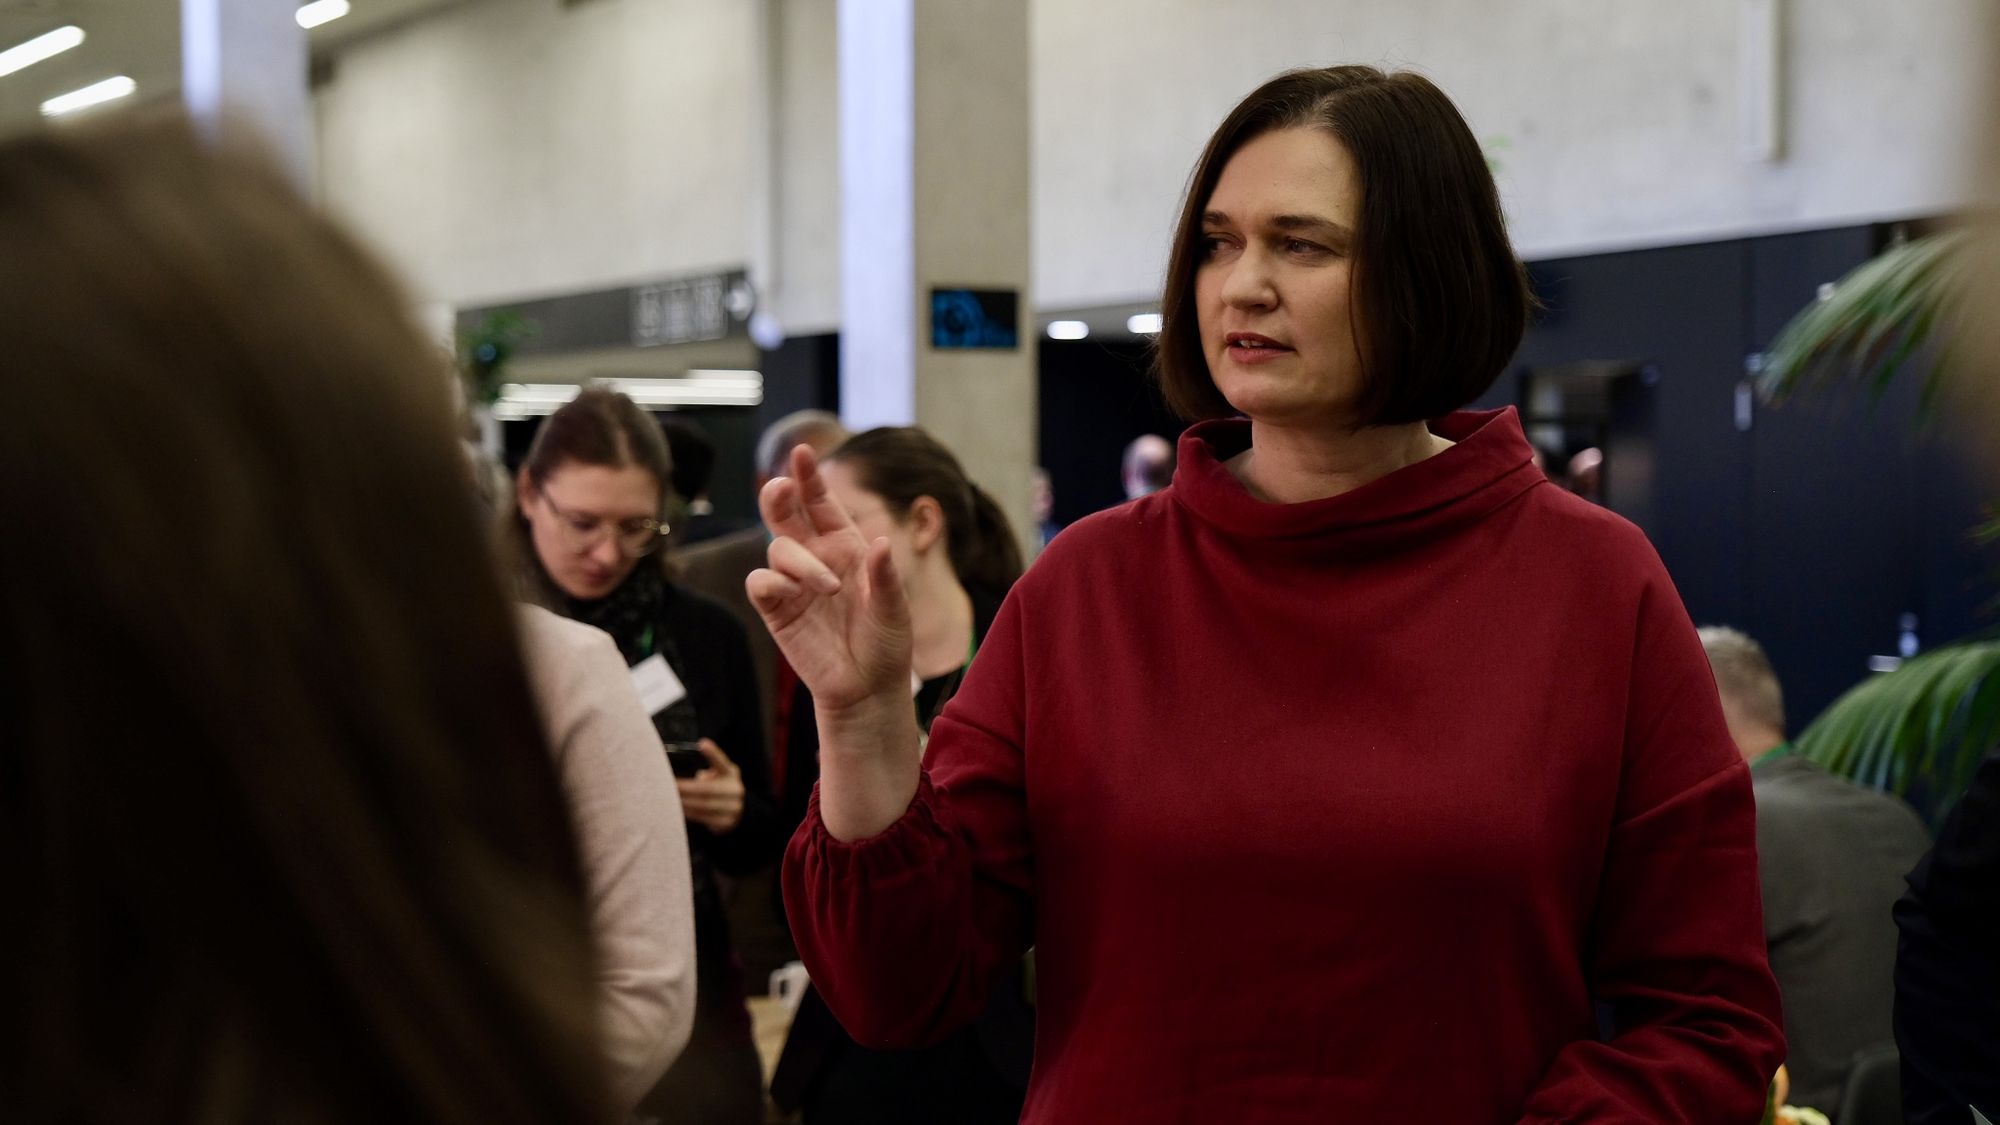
747, 444, 913, 716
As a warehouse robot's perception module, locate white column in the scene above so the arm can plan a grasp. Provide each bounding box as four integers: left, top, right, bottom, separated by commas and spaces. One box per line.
837, 0, 1035, 544
182, 0, 314, 192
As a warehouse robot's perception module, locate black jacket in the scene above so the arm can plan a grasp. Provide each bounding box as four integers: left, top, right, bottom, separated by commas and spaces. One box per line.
1895, 745, 2000, 1124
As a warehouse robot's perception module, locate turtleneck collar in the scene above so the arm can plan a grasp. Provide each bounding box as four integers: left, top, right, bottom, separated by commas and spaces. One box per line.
1168, 407, 1546, 559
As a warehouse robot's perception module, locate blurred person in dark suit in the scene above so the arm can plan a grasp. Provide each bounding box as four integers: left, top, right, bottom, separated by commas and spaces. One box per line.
0, 120, 607, 1123
1699, 626, 1931, 1114
679, 409, 850, 758
1030, 467, 1062, 550
1895, 745, 2000, 1124
675, 409, 848, 985
1119, 432, 1174, 500
661, 415, 744, 547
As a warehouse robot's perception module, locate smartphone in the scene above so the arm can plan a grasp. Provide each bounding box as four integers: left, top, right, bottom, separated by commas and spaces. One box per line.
664, 741, 707, 779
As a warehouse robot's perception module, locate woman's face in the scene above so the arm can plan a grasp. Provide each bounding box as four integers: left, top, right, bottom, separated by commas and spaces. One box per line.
518, 462, 662, 600
1195, 127, 1367, 429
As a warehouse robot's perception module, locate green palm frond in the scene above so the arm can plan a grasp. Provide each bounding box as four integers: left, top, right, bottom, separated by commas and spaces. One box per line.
1757, 229, 1972, 411
1794, 634, 2000, 828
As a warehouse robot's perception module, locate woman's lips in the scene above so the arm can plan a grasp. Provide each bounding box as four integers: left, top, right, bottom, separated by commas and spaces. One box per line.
1224, 332, 1294, 364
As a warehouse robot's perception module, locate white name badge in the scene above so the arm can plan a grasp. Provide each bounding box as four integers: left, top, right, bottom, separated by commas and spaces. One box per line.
630, 654, 688, 716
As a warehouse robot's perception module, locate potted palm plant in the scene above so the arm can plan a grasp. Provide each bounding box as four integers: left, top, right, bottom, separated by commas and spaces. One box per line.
1758, 227, 1999, 828
456, 310, 538, 456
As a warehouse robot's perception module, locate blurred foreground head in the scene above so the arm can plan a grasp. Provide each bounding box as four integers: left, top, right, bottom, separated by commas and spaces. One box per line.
0, 120, 606, 1123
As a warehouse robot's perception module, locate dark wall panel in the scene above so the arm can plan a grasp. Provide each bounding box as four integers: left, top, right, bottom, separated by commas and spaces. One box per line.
1506, 240, 1753, 630
1036, 340, 1186, 527
1744, 227, 1920, 724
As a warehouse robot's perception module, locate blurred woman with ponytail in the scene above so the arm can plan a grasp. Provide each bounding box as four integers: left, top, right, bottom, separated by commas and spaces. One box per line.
767, 426, 1032, 1125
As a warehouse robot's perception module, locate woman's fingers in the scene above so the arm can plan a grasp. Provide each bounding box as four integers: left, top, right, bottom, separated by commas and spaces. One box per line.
758, 476, 814, 543
768, 536, 841, 593
693, 738, 737, 771
745, 568, 803, 618
790, 444, 857, 538
864, 536, 910, 632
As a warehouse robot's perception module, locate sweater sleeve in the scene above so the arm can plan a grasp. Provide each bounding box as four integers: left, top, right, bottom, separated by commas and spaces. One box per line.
781, 586, 1036, 1050
1517, 573, 1786, 1124
524, 613, 698, 1113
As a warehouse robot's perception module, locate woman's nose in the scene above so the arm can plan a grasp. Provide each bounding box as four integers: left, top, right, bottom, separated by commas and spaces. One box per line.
1220, 249, 1276, 309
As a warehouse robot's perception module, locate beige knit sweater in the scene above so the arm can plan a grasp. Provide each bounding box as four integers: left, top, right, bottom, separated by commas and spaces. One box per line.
516, 606, 697, 1113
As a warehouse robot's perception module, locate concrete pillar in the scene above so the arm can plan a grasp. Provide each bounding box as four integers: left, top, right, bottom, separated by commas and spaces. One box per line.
838, 0, 1036, 550
182, 0, 314, 192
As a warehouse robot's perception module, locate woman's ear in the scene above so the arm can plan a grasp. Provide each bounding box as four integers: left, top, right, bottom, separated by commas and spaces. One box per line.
908, 495, 946, 555
515, 467, 536, 516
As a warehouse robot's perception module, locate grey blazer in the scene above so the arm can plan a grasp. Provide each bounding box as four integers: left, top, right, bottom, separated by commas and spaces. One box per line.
1753, 753, 1930, 1114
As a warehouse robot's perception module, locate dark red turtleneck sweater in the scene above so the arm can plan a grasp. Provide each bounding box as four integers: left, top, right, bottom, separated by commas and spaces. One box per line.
784, 409, 1784, 1123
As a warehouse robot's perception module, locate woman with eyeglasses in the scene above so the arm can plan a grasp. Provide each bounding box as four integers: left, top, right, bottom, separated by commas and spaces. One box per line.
511, 387, 778, 1125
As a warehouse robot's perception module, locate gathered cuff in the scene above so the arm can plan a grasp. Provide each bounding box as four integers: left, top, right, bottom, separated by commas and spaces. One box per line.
796, 770, 951, 882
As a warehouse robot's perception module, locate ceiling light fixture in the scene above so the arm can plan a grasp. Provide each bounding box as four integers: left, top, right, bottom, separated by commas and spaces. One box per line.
491, 373, 765, 419
0, 25, 84, 78
1126, 312, 1163, 335
40, 76, 135, 117
1047, 320, 1089, 341
296, 0, 352, 30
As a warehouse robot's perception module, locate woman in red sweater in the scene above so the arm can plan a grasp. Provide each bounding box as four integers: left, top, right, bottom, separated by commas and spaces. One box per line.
751, 66, 1785, 1122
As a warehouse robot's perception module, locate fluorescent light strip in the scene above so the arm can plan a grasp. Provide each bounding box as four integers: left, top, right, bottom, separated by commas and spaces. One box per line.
1126, 312, 1162, 335
296, 0, 352, 29
1047, 320, 1089, 341
0, 25, 84, 78
494, 374, 766, 418
40, 76, 135, 117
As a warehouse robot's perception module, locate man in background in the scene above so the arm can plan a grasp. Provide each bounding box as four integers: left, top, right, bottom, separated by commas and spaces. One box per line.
660, 417, 742, 548
1120, 433, 1174, 501
1031, 467, 1061, 552
678, 409, 849, 752
677, 410, 848, 984
1699, 626, 1932, 1114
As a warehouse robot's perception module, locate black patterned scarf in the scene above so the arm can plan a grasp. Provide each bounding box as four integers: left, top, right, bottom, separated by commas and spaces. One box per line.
543, 559, 703, 746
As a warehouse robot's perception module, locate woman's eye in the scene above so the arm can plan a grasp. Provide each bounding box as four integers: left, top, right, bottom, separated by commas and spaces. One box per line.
566, 515, 598, 534
1286, 238, 1328, 255
1199, 234, 1230, 257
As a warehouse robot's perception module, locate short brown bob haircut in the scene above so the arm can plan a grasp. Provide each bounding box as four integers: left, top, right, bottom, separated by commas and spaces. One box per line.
1155, 66, 1531, 426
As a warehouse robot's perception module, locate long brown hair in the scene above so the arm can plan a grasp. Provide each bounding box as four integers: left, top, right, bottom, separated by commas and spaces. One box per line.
510, 386, 679, 597
0, 120, 607, 1123
830, 427, 1024, 595
1155, 66, 1530, 425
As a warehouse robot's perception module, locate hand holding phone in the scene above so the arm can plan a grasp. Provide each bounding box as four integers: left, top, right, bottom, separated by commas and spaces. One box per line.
664, 741, 707, 779
671, 739, 747, 833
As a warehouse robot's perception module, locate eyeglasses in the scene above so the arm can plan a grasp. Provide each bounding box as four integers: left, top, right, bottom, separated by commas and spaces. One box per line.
537, 489, 671, 558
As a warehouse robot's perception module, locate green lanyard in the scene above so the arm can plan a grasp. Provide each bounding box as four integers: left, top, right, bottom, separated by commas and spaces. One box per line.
1750, 741, 1793, 769
638, 624, 656, 660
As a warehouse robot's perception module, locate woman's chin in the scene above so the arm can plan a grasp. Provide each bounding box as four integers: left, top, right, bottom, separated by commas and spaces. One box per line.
1216, 372, 1362, 426
557, 572, 620, 600
1219, 387, 1331, 426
